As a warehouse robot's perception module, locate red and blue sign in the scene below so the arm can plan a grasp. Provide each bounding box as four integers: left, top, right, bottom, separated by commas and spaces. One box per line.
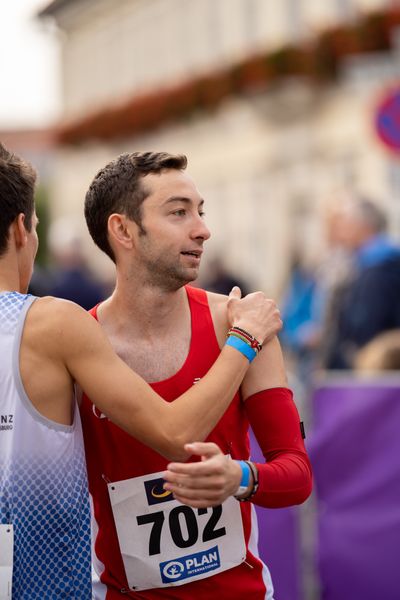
375, 85, 400, 155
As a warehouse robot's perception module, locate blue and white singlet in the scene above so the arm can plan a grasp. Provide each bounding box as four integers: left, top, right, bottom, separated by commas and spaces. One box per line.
0, 292, 91, 599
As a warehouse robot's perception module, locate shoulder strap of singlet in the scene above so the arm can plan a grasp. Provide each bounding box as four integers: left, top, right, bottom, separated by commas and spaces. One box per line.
0, 292, 35, 335
88, 303, 100, 320
89, 290, 220, 347
185, 285, 221, 350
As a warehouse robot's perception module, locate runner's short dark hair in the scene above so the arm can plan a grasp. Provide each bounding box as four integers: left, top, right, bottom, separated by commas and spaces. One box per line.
85, 151, 187, 262
0, 142, 37, 257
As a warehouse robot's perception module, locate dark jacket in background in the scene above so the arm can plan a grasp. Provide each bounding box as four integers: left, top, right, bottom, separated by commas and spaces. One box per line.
325, 253, 400, 369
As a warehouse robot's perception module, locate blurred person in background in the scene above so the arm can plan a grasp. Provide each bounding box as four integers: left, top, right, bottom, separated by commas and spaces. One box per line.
280, 251, 317, 382
323, 196, 400, 370
315, 199, 356, 368
279, 252, 319, 430
354, 329, 400, 372
47, 215, 107, 310
280, 199, 355, 383
0, 142, 283, 599
82, 150, 312, 600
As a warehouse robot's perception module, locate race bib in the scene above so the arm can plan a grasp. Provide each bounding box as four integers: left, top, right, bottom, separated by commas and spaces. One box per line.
0, 524, 13, 600
108, 470, 246, 591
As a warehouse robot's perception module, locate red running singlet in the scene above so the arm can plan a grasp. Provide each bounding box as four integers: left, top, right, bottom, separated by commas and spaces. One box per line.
81, 286, 310, 599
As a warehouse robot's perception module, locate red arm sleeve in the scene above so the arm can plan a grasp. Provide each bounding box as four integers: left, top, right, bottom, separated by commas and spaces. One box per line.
245, 387, 312, 508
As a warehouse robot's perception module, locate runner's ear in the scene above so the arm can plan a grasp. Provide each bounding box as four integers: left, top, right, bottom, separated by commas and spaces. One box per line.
107, 213, 133, 253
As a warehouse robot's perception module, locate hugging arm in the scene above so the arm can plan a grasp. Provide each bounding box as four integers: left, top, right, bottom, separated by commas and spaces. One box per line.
164, 338, 312, 506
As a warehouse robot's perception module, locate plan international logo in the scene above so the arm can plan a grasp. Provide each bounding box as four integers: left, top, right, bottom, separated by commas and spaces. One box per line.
160, 546, 220, 583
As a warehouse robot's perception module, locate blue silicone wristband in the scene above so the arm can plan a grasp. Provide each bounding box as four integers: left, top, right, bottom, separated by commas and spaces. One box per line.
234, 460, 251, 497
225, 335, 257, 363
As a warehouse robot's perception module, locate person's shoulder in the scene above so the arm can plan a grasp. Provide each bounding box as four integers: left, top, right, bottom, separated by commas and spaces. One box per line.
203, 290, 230, 339
25, 296, 102, 361
206, 290, 230, 315
187, 286, 229, 311
28, 296, 90, 336
361, 257, 400, 283
32, 295, 87, 317
206, 289, 229, 306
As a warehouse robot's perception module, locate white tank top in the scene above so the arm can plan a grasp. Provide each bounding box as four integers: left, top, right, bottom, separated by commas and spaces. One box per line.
0, 291, 91, 599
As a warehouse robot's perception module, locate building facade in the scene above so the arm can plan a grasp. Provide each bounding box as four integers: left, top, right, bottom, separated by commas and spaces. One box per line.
40, 0, 400, 294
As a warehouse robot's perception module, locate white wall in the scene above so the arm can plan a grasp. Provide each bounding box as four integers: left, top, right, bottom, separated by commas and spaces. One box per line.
52, 0, 392, 118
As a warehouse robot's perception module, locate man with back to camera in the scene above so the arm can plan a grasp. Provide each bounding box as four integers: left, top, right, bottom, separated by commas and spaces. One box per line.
0, 143, 282, 599
82, 151, 313, 599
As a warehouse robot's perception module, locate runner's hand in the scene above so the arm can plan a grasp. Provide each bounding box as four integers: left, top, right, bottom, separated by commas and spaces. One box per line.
227, 287, 282, 344
163, 442, 244, 508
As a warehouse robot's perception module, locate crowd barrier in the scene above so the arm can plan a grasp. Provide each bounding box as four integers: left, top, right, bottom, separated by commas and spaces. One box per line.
251, 376, 400, 600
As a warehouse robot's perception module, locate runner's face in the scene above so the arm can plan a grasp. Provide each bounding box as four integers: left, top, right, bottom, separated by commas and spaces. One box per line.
134, 170, 210, 290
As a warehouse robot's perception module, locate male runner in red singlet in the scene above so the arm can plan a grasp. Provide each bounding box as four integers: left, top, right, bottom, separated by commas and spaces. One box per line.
82, 152, 312, 599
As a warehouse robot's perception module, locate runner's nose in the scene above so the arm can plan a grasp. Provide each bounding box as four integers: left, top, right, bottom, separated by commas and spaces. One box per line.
191, 215, 211, 241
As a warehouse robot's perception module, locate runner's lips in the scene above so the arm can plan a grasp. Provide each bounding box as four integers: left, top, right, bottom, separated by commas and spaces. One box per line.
181, 250, 203, 258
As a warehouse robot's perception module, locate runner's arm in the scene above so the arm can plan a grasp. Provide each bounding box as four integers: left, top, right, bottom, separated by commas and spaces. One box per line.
55, 293, 281, 460
240, 337, 312, 507
163, 338, 312, 507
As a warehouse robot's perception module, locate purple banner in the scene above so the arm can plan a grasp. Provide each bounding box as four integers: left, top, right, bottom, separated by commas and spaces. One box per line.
308, 379, 400, 600
250, 430, 302, 600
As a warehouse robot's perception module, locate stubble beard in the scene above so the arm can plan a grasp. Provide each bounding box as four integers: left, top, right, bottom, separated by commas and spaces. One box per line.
140, 255, 198, 292
137, 229, 200, 292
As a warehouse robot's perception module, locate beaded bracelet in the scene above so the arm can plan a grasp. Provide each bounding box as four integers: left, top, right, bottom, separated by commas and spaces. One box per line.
228, 326, 263, 354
